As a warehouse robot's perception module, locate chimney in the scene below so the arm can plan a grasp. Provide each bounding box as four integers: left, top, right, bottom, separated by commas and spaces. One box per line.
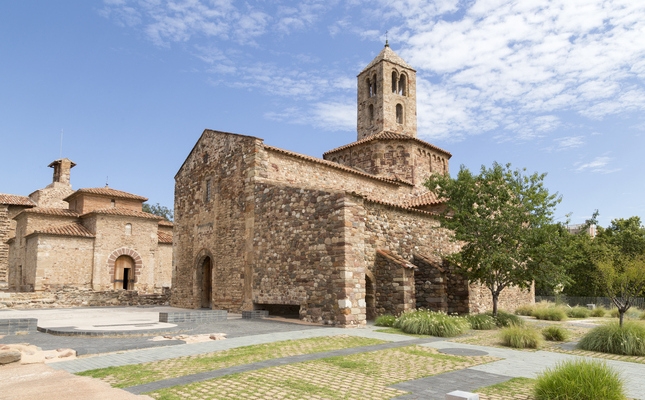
48, 158, 76, 186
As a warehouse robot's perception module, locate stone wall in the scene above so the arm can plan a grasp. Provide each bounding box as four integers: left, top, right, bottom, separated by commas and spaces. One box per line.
413, 255, 448, 312
0, 287, 171, 309
252, 183, 348, 324
0, 205, 27, 289
172, 131, 263, 310
29, 183, 73, 209
70, 195, 142, 214
468, 283, 535, 314
27, 235, 94, 291
373, 250, 415, 315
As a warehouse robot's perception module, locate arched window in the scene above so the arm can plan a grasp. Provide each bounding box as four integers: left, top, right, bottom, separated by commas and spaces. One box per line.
398, 74, 407, 96
396, 104, 403, 124
391, 71, 397, 93
367, 77, 372, 97
372, 74, 377, 96
368, 104, 374, 122
203, 153, 209, 164
125, 223, 132, 236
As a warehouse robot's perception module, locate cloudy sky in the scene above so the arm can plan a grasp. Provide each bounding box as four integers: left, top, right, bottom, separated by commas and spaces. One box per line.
1, 0, 644, 227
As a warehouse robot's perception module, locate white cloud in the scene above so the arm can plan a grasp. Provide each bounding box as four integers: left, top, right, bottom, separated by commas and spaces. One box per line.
554, 136, 585, 151
264, 100, 355, 132
575, 156, 620, 173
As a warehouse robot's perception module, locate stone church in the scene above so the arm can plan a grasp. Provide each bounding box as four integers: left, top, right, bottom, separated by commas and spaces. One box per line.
0, 158, 172, 295
172, 44, 533, 326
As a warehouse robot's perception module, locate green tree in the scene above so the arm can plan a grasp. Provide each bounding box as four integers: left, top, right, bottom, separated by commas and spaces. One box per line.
425, 162, 563, 316
142, 202, 174, 221
595, 217, 645, 327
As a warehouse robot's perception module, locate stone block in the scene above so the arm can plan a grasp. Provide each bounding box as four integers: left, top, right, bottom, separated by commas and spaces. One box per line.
0, 350, 21, 365
446, 390, 479, 400
242, 310, 269, 319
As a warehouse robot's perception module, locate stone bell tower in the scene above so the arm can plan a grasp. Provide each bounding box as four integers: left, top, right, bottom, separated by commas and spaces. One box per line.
357, 41, 417, 140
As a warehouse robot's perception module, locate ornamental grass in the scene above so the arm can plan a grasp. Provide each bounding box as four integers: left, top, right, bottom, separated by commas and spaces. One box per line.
393, 310, 470, 337
577, 321, 645, 356
484, 310, 524, 327
500, 325, 541, 349
374, 314, 396, 327
566, 306, 591, 319
534, 359, 626, 400
541, 325, 570, 342
466, 313, 497, 330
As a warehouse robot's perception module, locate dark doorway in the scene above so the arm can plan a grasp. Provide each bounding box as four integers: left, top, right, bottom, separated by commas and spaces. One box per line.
200, 257, 212, 309
114, 255, 135, 290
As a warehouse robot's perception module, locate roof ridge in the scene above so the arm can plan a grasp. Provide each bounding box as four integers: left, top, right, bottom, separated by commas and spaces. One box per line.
323, 131, 452, 157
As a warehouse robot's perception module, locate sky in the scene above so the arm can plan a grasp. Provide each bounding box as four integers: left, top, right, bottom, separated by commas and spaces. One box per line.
1, 0, 644, 228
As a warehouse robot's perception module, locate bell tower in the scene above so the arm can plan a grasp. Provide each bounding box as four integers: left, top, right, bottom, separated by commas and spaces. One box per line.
357, 41, 417, 140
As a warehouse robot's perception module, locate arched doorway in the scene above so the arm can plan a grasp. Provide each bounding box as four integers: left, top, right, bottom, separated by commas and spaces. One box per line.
365, 273, 376, 320
114, 255, 135, 290
200, 257, 212, 309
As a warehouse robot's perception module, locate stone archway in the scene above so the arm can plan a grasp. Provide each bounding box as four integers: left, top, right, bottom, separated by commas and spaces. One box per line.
107, 248, 142, 289
194, 249, 214, 309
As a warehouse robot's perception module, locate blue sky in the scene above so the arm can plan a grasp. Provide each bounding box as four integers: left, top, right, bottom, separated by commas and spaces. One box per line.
1, 0, 644, 227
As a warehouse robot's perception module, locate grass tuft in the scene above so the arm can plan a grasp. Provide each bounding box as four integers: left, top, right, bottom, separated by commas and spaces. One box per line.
374, 314, 396, 327
566, 306, 591, 319
532, 305, 567, 321
466, 314, 497, 330
590, 307, 606, 317
534, 359, 626, 400
500, 325, 541, 349
541, 325, 570, 342
485, 310, 524, 327
514, 304, 535, 316
577, 321, 645, 356
393, 309, 470, 337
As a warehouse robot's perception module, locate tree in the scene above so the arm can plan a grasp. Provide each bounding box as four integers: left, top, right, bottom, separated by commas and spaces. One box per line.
595, 217, 645, 327
425, 162, 564, 316
142, 202, 174, 221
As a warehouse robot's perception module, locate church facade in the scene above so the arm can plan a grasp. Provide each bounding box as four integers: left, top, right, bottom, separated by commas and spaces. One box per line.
172, 45, 533, 326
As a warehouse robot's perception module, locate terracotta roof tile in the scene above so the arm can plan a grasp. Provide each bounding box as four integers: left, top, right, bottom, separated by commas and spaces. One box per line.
158, 231, 173, 244
376, 249, 416, 269
323, 131, 451, 157
66, 187, 148, 202
81, 208, 163, 220
20, 208, 80, 217
404, 191, 444, 207
0, 193, 35, 206
29, 223, 94, 238
359, 194, 439, 216
263, 145, 409, 186
158, 220, 174, 227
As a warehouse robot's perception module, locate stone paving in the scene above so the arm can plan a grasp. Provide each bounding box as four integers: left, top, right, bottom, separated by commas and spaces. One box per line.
3, 307, 645, 399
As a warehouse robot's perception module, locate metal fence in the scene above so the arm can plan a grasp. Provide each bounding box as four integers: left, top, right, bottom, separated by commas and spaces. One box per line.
535, 295, 645, 309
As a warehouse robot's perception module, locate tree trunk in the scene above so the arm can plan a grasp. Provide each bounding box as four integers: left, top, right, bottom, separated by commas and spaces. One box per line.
492, 292, 499, 317
619, 309, 625, 328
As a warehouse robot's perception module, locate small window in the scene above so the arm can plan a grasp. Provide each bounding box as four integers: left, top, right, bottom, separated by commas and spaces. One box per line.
392, 71, 397, 93
367, 77, 372, 97
372, 74, 377, 96
368, 104, 374, 122
205, 179, 211, 202
125, 223, 132, 236
111, 199, 116, 208
203, 153, 209, 164
398, 74, 407, 96
396, 104, 403, 124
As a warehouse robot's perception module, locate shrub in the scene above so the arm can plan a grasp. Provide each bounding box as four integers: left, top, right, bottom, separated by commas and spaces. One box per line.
534, 359, 626, 400
542, 326, 570, 341
485, 310, 524, 327
466, 314, 497, 330
590, 307, 606, 317
393, 310, 470, 337
640, 310, 645, 320
500, 325, 541, 349
374, 314, 396, 327
610, 308, 642, 319
566, 306, 591, 319
532, 306, 567, 321
578, 321, 645, 356
514, 304, 535, 316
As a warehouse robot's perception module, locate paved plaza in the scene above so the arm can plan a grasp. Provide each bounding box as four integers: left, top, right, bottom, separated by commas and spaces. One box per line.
1, 307, 645, 399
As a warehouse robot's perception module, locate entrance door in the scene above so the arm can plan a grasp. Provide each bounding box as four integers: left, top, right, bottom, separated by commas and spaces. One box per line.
201, 257, 212, 309
114, 255, 135, 290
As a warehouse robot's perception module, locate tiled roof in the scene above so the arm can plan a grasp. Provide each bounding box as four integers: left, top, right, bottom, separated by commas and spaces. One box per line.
404, 191, 443, 207
0, 193, 35, 206
360, 44, 414, 74
158, 231, 173, 244
376, 249, 416, 269
29, 223, 94, 238
81, 208, 163, 220
264, 145, 409, 186
323, 131, 451, 157
20, 208, 80, 217
359, 194, 439, 216
158, 219, 174, 227
66, 187, 148, 202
